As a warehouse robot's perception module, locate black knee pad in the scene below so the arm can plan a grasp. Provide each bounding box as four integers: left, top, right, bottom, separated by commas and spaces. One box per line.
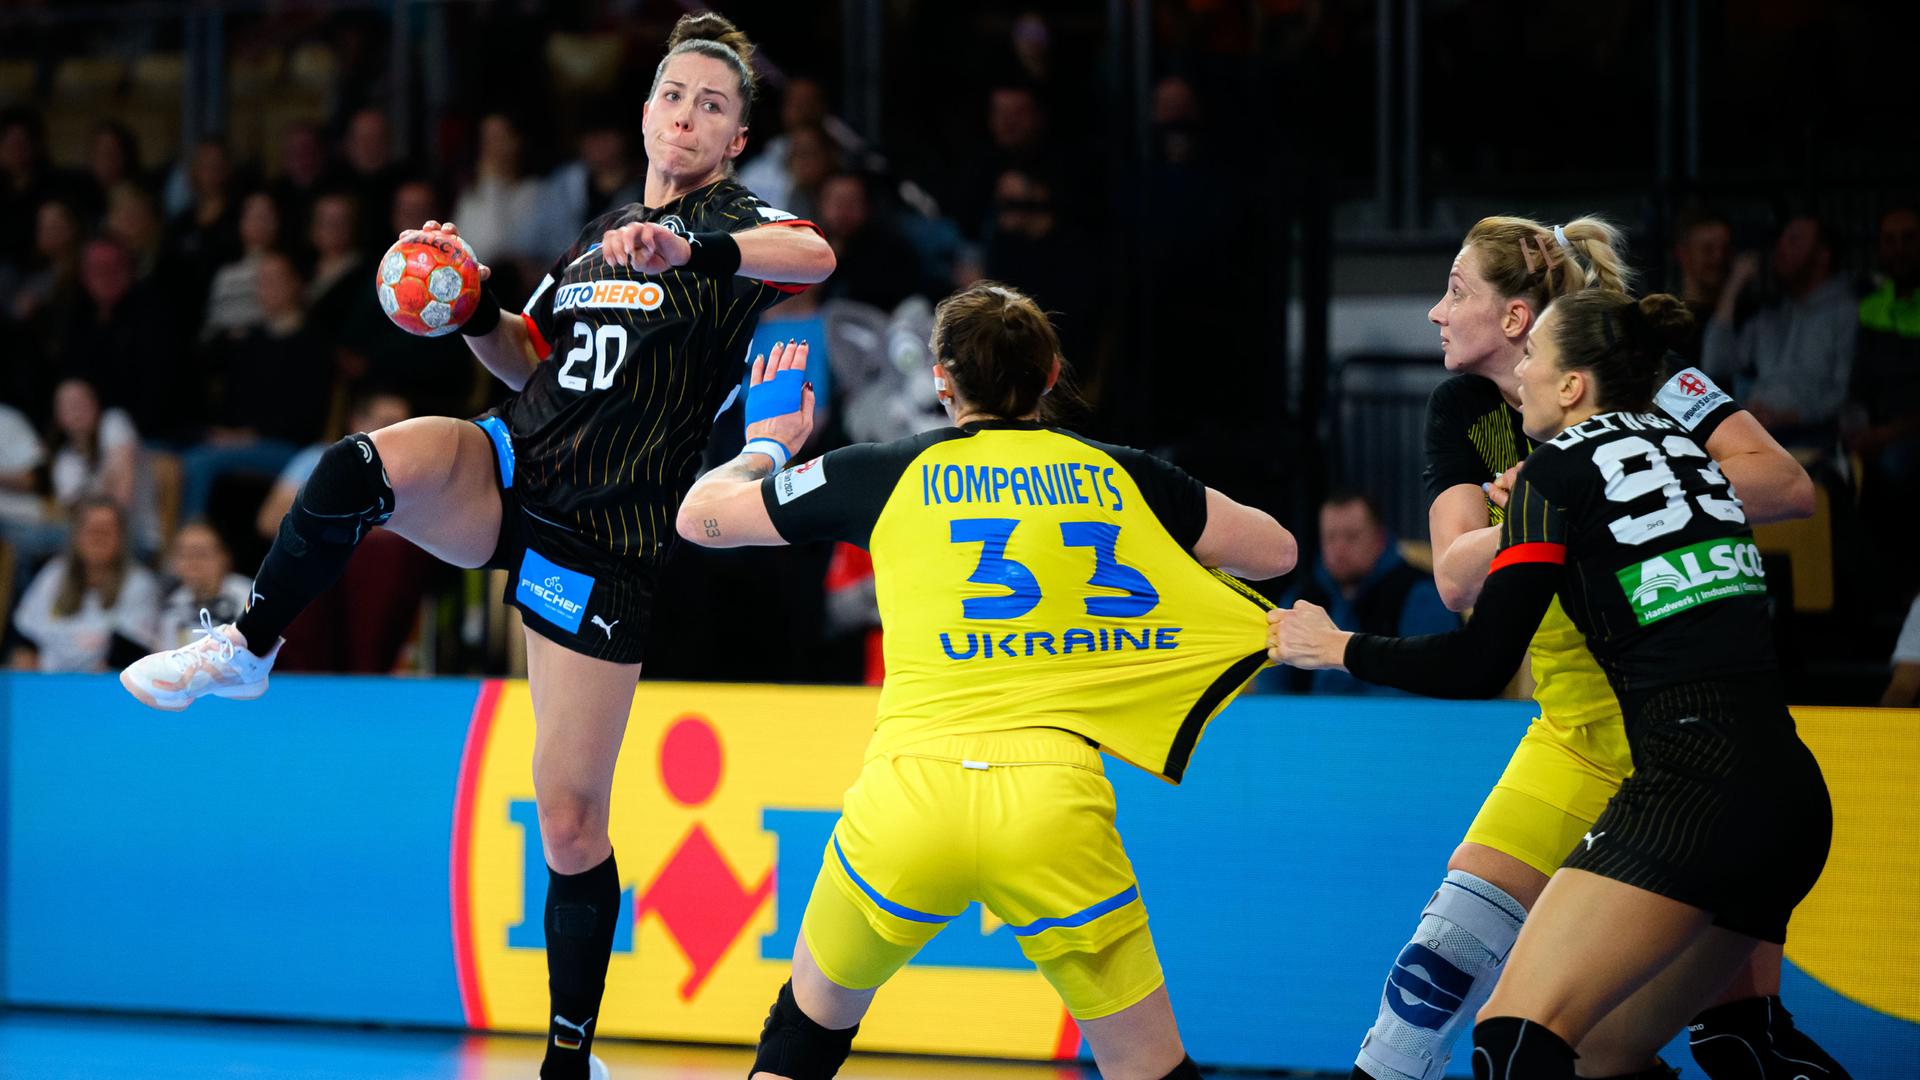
290, 434, 395, 546
1472, 1017, 1576, 1080
1160, 1054, 1202, 1079
750, 980, 856, 1080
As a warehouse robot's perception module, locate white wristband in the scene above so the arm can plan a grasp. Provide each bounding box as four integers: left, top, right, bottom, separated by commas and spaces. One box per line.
743, 437, 791, 471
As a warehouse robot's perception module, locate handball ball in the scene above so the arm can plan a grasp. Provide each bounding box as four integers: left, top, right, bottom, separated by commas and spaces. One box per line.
376, 233, 482, 337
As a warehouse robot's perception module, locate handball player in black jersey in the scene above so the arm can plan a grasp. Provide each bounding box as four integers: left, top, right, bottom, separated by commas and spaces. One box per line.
1273, 292, 1832, 1080
1375, 215, 1842, 1080
120, 13, 833, 1079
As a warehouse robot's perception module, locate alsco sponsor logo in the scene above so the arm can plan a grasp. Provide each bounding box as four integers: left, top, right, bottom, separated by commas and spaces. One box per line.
1616, 537, 1766, 625
554, 280, 665, 312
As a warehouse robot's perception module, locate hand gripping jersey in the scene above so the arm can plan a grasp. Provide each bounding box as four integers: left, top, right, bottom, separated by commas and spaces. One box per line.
506, 180, 818, 560
761, 420, 1272, 782
1353, 406, 1775, 710
1421, 366, 1741, 719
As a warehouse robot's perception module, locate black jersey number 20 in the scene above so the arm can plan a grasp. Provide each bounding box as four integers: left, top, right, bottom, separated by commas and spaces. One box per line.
1594, 434, 1744, 546
557, 321, 629, 392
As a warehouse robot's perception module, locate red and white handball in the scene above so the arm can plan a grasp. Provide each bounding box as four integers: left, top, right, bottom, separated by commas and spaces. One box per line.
375, 233, 483, 336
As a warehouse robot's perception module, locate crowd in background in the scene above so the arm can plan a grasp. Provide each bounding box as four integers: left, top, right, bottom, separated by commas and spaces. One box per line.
1, 4, 1916, 705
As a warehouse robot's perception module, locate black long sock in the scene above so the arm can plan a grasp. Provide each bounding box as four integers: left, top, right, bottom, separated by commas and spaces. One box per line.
540, 853, 621, 1080
1689, 996, 1852, 1080
1472, 1017, 1576, 1080
234, 434, 393, 656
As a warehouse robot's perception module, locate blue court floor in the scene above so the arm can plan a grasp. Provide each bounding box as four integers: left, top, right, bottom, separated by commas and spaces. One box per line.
0, 1010, 1102, 1080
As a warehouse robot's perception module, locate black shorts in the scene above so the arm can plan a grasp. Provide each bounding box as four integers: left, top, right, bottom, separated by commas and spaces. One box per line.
1563, 677, 1831, 944
474, 414, 657, 665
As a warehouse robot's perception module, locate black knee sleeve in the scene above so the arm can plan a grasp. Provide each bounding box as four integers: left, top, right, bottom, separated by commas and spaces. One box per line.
1472, 1017, 1576, 1080
236, 434, 396, 653
1689, 996, 1851, 1080
1160, 1054, 1202, 1079
750, 980, 856, 1080
289, 433, 396, 546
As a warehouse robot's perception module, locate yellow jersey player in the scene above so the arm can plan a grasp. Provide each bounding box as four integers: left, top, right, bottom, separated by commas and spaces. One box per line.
1360, 216, 1844, 1080
677, 283, 1297, 1080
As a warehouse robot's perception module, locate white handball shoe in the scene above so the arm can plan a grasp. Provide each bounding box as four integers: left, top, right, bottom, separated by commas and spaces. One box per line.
589, 1055, 610, 1080
119, 609, 281, 711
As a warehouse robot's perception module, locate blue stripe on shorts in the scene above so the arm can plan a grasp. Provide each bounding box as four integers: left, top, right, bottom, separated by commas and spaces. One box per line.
831, 836, 959, 925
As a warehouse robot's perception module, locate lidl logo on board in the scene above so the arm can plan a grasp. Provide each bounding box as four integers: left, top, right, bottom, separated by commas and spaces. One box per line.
554, 280, 665, 312
450, 681, 1084, 1058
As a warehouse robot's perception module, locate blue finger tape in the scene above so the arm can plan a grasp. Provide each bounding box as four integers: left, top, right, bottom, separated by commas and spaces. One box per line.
745, 366, 807, 425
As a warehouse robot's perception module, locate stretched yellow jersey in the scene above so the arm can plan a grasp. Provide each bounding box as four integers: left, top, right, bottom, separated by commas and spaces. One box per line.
760, 419, 1272, 782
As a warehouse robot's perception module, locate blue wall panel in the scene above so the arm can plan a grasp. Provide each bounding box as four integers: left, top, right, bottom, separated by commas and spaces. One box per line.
4, 675, 1914, 1077
2, 674, 476, 1025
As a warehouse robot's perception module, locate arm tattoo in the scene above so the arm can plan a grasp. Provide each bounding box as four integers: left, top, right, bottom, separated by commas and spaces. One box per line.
703, 517, 722, 539
709, 454, 776, 485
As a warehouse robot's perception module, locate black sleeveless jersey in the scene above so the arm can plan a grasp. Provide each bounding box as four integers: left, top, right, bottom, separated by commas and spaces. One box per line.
1504, 410, 1773, 697
1346, 409, 1776, 712
504, 179, 816, 561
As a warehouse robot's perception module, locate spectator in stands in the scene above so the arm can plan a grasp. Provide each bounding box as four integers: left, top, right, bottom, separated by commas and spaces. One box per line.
54, 236, 188, 440
1264, 490, 1457, 695
48, 376, 159, 555
103, 181, 197, 324
166, 139, 241, 287
201, 189, 284, 341
106, 182, 165, 280
154, 521, 251, 650
949, 80, 1061, 242
1847, 204, 1920, 541
337, 107, 407, 253
450, 112, 543, 270
180, 251, 331, 520
530, 107, 643, 256
738, 77, 861, 211
270, 121, 329, 257
4, 197, 80, 324
1703, 215, 1857, 444
261, 389, 433, 674
0, 401, 63, 596
78, 120, 142, 225
983, 167, 1093, 364
0, 108, 58, 271
1670, 206, 1733, 363
303, 191, 384, 389
10, 496, 159, 673
817, 171, 924, 311
775, 124, 839, 225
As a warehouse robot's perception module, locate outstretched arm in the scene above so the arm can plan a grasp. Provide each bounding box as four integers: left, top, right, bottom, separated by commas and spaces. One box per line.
1273, 472, 1566, 699
601, 221, 836, 285
676, 341, 815, 548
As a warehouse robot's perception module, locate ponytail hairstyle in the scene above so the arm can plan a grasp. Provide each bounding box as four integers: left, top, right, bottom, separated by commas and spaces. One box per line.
650, 12, 759, 129
1463, 215, 1634, 322
1545, 290, 1695, 413
931, 281, 1081, 423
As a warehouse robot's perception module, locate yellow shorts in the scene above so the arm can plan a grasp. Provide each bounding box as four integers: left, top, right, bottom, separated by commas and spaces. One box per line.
799, 728, 1163, 1020
1461, 712, 1634, 876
